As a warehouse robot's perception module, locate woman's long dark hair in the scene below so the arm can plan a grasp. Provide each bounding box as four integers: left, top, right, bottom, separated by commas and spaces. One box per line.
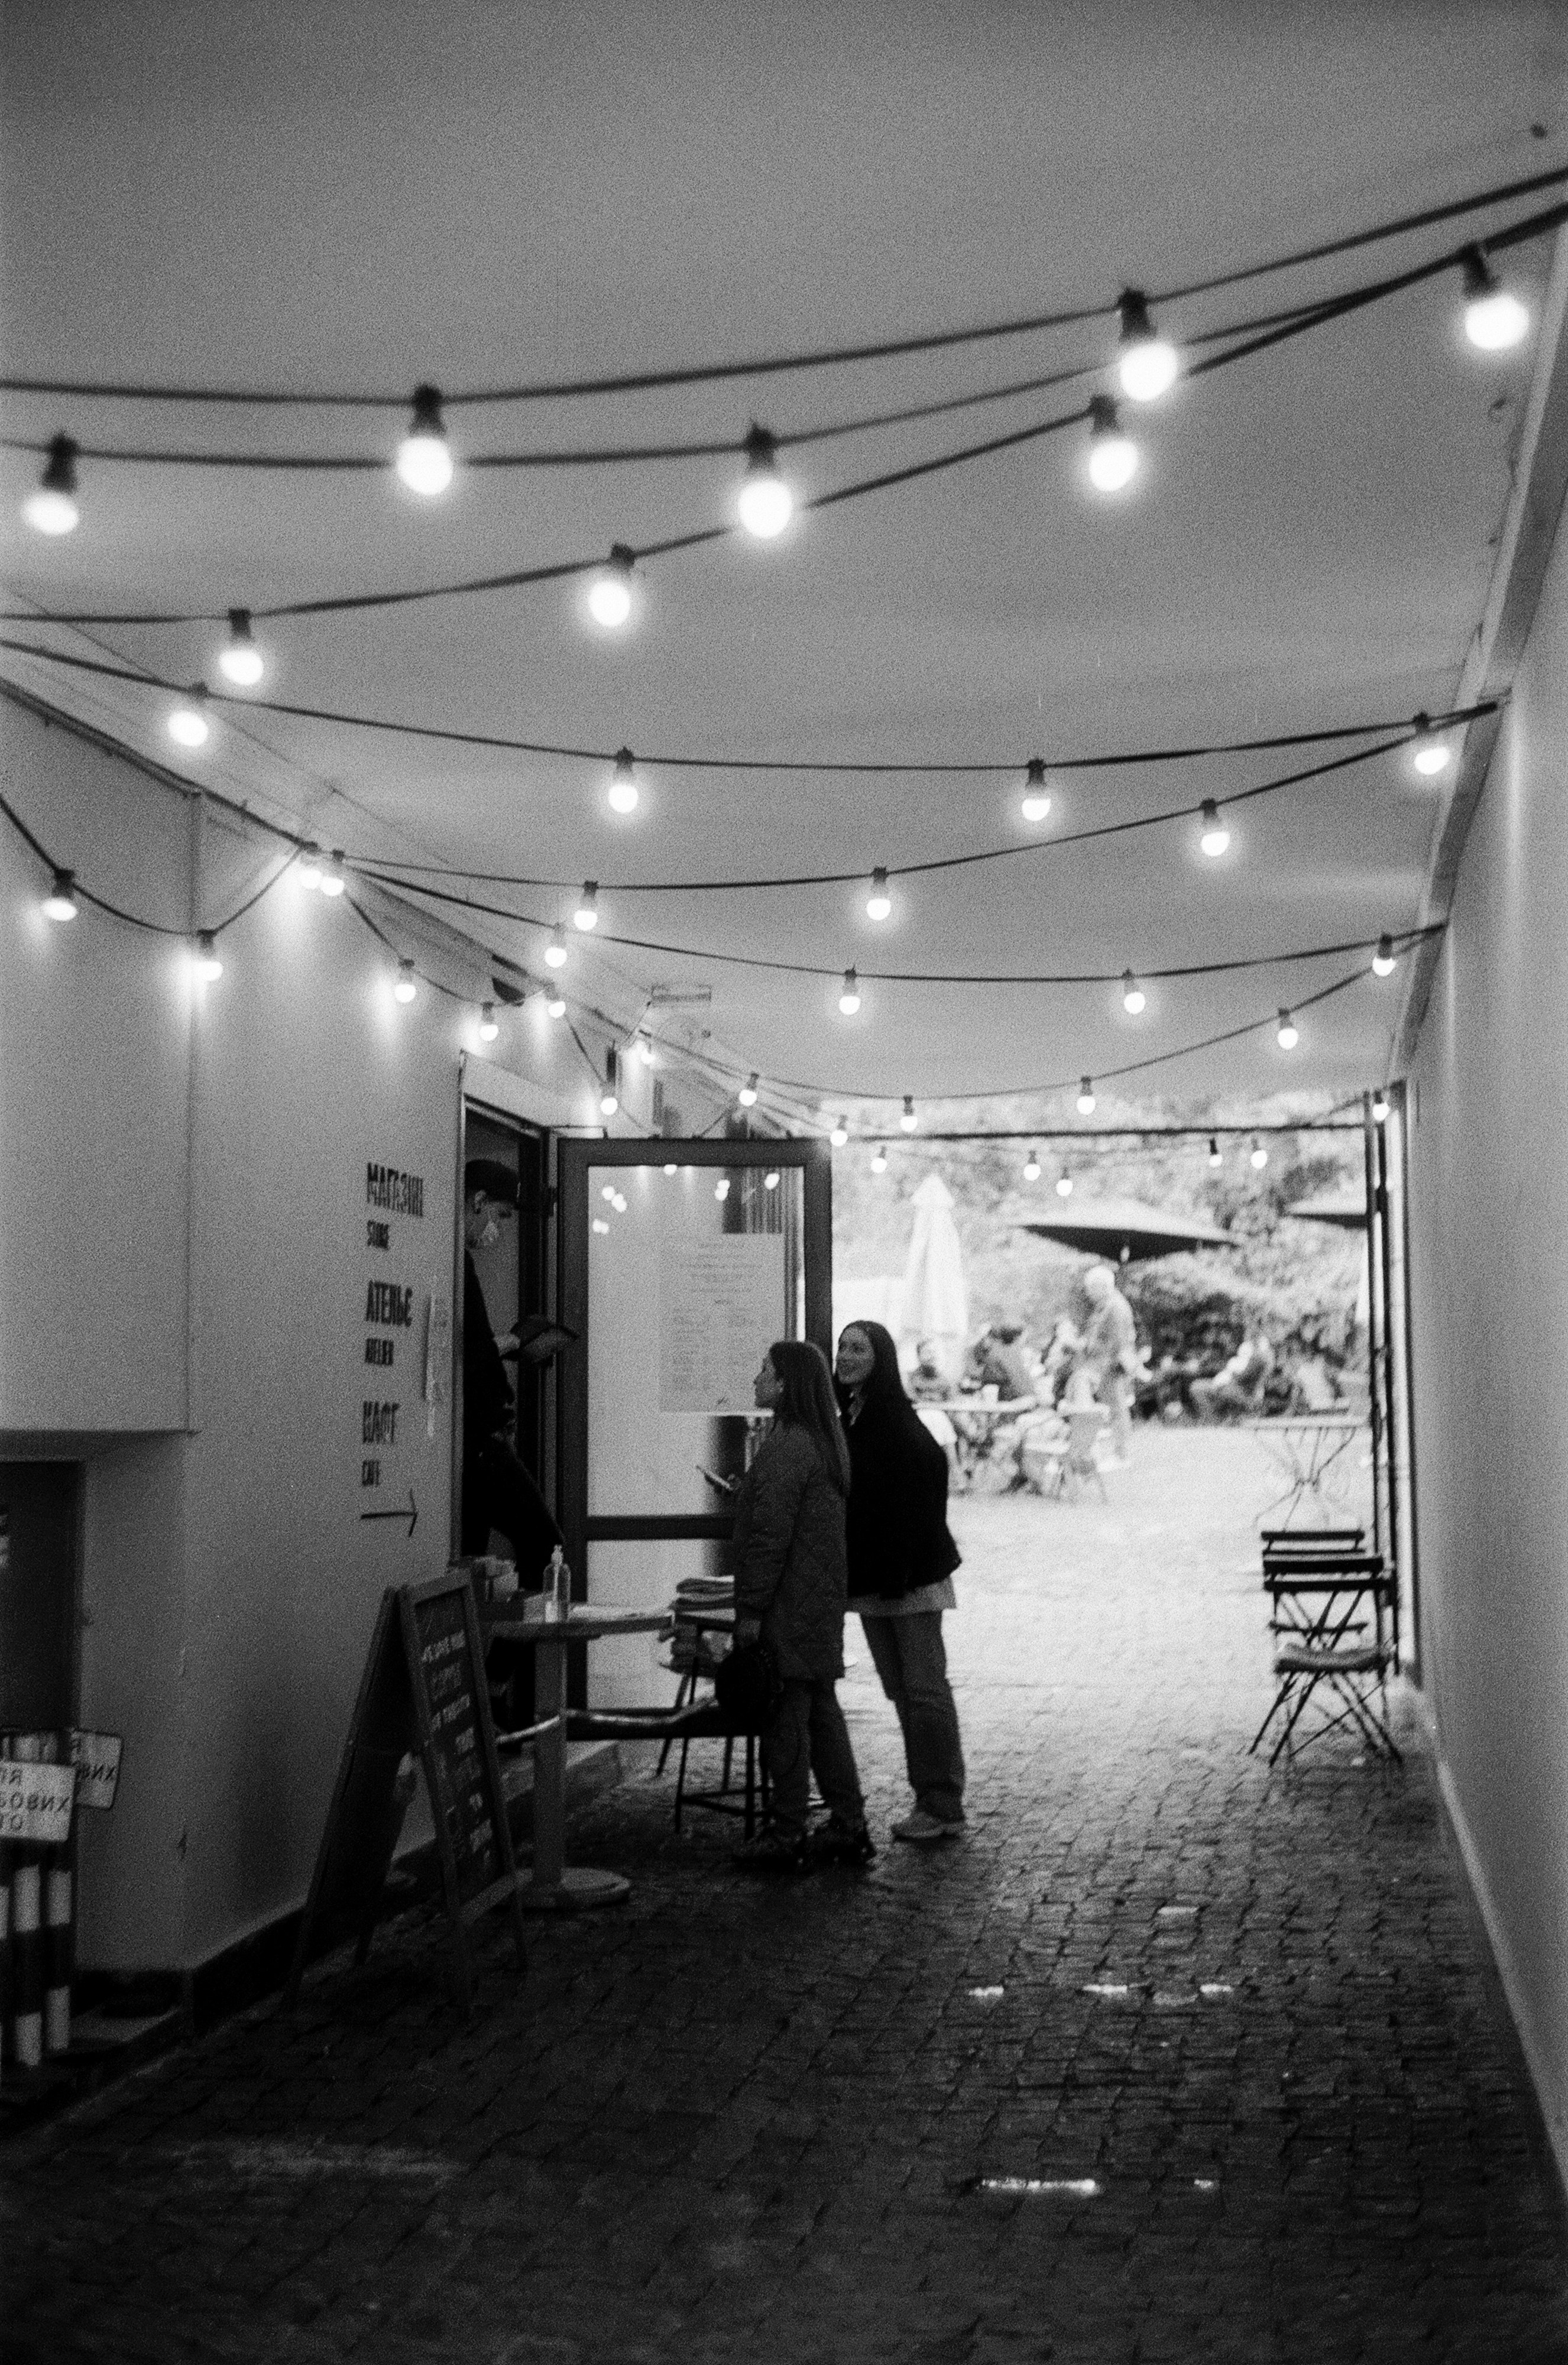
838, 1319, 909, 1406
768, 1339, 851, 1495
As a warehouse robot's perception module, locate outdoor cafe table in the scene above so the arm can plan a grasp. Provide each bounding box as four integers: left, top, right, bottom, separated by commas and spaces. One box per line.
481, 1599, 668, 1910
1245, 1413, 1367, 1530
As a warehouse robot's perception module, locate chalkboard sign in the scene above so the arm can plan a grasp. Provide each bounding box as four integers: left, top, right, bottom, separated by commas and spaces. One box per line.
285, 1574, 526, 2014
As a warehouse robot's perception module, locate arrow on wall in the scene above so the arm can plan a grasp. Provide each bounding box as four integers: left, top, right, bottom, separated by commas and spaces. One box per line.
361, 1490, 417, 1537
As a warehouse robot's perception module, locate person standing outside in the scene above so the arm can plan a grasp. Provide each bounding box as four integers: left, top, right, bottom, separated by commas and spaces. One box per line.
835, 1320, 966, 1846
1079, 1264, 1138, 1466
461, 1159, 563, 1579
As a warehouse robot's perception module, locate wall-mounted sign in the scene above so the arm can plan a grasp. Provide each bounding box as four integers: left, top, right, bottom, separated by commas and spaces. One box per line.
358, 1156, 431, 1518
0, 1758, 76, 1845
70, 1729, 124, 1812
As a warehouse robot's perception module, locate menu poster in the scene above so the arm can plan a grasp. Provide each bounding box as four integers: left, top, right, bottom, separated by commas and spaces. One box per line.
659, 1236, 785, 1414
406, 1582, 502, 1909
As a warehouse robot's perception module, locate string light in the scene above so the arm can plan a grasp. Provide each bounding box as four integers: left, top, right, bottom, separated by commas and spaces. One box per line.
1372, 1089, 1391, 1123
396, 385, 453, 497
870, 1149, 888, 1174
1199, 799, 1230, 857
587, 545, 636, 630
600, 1047, 619, 1116
1122, 971, 1146, 1015
478, 1000, 499, 1042
1086, 394, 1138, 493
193, 930, 223, 983
601, 1184, 616, 1203
1116, 290, 1180, 403
320, 850, 346, 898
592, 1217, 610, 1235
1410, 713, 1452, 776
634, 1032, 656, 1067
1250, 1139, 1269, 1169
297, 843, 325, 890
394, 958, 417, 1003
546, 992, 566, 1018
866, 867, 892, 921
23, 434, 80, 535
1023, 1148, 1041, 1181
1055, 1169, 1074, 1197
574, 882, 599, 931
1077, 1077, 1096, 1115
764, 1169, 780, 1191
607, 749, 639, 816
1372, 934, 1396, 977
611, 1190, 628, 1213
1207, 1135, 1222, 1168
166, 686, 211, 749
838, 968, 861, 1016
1021, 759, 1052, 823
1460, 247, 1531, 352
714, 1176, 731, 1199
218, 608, 265, 687
900, 1096, 918, 1133
737, 425, 793, 539
545, 924, 568, 968
663, 1161, 678, 1175
830, 1119, 849, 1147
738, 1073, 759, 1107
41, 867, 79, 922
1276, 1009, 1299, 1049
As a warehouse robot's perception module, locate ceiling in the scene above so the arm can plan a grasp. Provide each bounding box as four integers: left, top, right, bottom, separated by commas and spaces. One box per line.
2, 1, 1565, 1121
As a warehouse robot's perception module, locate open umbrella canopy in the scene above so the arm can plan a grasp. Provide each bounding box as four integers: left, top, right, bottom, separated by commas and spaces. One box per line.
1016, 1195, 1236, 1264
1287, 1191, 1369, 1231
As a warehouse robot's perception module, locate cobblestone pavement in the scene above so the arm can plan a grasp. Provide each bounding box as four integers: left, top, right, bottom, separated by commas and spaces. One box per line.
4, 1430, 1565, 2363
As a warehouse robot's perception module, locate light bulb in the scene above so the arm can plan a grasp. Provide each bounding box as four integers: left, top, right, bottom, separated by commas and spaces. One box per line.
900, 1096, 918, 1134
601, 1048, 618, 1115
218, 607, 264, 687
607, 749, 639, 815
1116, 290, 1179, 404
838, 968, 861, 1016
601, 1089, 618, 1116
1023, 1150, 1041, 1182
601, 1184, 617, 1203
478, 1001, 499, 1043
193, 930, 223, 983
1277, 1010, 1299, 1051
1021, 758, 1052, 823
1077, 1077, 1096, 1115
23, 434, 80, 535
764, 1170, 780, 1191
634, 1034, 656, 1067
737, 425, 793, 539
738, 1073, 760, 1108
297, 844, 325, 890
545, 924, 568, 968
1208, 1135, 1222, 1168
1122, 970, 1146, 1016
574, 882, 599, 931
663, 1161, 678, 1175
1056, 1171, 1073, 1198
1250, 1141, 1269, 1170
1372, 1090, 1391, 1123
546, 993, 566, 1018
1461, 248, 1530, 352
1087, 394, 1139, 493
587, 545, 636, 630
167, 688, 211, 749
830, 1120, 848, 1148
866, 867, 892, 922
870, 1151, 888, 1174
394, 959, 417, 1004
592, 1218, 610, 1235
320, 850, 347, 898
611, 1191, 627, 1213
1409, 713, 1451, 777
1199, 799, 1230, 857
1372, 934, 1396, 979
715, 1177, 730, 1200
42, 867, 79, 922
396, 384, 453, 496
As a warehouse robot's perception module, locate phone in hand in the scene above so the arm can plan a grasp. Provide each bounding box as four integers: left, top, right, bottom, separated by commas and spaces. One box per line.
696, 1464, 739, 1496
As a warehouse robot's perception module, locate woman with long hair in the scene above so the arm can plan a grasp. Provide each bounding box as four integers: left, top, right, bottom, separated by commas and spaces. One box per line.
730, 1338, 873, 1871
835, 1320, 967, 1845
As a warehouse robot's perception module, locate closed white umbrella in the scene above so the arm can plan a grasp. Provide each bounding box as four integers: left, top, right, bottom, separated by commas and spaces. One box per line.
902, 1174, 968, 1382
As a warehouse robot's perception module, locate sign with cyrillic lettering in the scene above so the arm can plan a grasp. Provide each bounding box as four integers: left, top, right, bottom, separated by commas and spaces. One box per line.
70, 1730, 124, 1811
0, 1760, 76, 1845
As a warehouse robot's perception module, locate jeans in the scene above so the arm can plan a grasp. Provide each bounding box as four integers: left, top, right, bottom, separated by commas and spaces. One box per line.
763, 1679, 866, 1841
860, 1612, 966, 1823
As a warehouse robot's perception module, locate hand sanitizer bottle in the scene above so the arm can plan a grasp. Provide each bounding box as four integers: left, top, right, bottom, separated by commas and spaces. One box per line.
545, 1544, 565, 1621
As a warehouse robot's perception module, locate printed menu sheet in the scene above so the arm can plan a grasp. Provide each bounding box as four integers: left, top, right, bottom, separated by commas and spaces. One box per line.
659, 1236, 785, 1414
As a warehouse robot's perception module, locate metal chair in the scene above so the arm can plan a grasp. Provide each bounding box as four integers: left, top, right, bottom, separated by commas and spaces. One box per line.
1250, 1547, 1400, 1765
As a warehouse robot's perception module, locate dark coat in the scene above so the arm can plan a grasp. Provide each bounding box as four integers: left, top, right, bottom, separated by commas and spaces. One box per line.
731, 1424, 849, 1682
842, 1393, 962, 1601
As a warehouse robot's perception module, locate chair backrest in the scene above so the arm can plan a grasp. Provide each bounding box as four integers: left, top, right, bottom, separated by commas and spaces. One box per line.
1260, 1525, 1363, 1550
1064, 1404, 1107, 1461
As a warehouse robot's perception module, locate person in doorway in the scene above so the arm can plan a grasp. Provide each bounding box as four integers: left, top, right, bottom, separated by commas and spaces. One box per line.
462, 1158, 563, 1581
730, 1342, 873, 1873
1078, 1264, 1139, 1465
835, 1320, 967, 1846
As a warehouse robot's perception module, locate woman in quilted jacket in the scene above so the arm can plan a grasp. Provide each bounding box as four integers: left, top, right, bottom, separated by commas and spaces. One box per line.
731, 1339, 874, 1872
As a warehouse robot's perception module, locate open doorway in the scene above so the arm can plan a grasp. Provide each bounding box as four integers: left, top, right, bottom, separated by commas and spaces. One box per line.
457, 1106, 556, 1572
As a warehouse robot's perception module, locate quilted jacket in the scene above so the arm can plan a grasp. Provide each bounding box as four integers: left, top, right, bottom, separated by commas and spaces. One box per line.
731, 1423, 849, 1682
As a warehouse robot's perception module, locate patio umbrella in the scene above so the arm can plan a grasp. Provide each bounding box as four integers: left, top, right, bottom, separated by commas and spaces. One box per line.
1287, 1190, 1367, 1230
902, 1174, 968, 1379
1015, 1194, 1236, 1264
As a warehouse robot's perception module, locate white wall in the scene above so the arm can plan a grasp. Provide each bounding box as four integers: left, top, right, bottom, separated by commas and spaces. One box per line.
1405, 488, 1568, 2194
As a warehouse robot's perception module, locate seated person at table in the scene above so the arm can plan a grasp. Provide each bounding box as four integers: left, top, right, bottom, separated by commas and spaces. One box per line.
1190, 1331, 1275, 1422
967, 1323, 1036, 1402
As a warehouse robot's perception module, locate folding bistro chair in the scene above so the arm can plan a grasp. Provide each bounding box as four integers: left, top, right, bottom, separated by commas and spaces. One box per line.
1050, 1403, 1110, 1501
1249, 1545, 1400, 1765
563, 1596, 771, 1839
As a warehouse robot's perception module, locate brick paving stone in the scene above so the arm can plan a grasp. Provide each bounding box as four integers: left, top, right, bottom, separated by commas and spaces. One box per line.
2, 1428, 1565, 2361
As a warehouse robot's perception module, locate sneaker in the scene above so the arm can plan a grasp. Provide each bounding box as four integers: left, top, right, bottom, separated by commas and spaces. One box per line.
890, 1809, 964, 1846
732, 1827, 810, 1874
805, 1816, 876, 1867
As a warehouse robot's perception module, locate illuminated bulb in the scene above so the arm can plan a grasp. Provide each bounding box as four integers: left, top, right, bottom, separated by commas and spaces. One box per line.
1199, 799, 1229, 857
574, 882, 599, 931
663, 1161, 678, 1175
1461, 248, 1530, 353
478, 1001, 499, 1043
607, 749, 639, 816
1276, 1009, 1299, 1050
870, 1151, 888, 1174
600, 1048, 620, 1117
24, 434, 80, 535
866, 867, 892, 922
764, 1170, 780, 1191
1077, 1077, 1096, 1115
1023, 1149, 1041, 1182
1372, 935, 1397, 979
1021, 758, 1052, 823
41, 867, 79, 922
611, 1191, 627, 1213
634, 1033, 656, 1067
1087, 394, 1138, 493
218, 607, 264, 687
396, 384, 453, 496
1056, 1171, 1073, 1198
592, 1217, 610, 1235
1122, 970, 1146, 1016
838, 967, 861, 1016
320, 850, 347, 898
715, 1177, 730, 1200
1410, 713, 1451, 777
601, 1184, 617, 1203
1372, 1090, 1391, 1123
545, 924, 568, 968
546, 993, 566, 1018
587, 545, 636, 630
738, 1073, 759, 1108
167, 687, 211, 749
1116, 290, 1179, 404
1250, 1140, 1269, 1170
830, 1120, 848, 1148
193, 930, 223, 983
737, 425, 793, 539
297, 844, 325, 890
394, 959, 417, 1004
900, 1096, 918, 1134
1208, 1135, 1222, 1168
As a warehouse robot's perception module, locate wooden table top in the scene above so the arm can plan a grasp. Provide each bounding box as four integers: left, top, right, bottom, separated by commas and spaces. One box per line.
481, 1601, 670, 1644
